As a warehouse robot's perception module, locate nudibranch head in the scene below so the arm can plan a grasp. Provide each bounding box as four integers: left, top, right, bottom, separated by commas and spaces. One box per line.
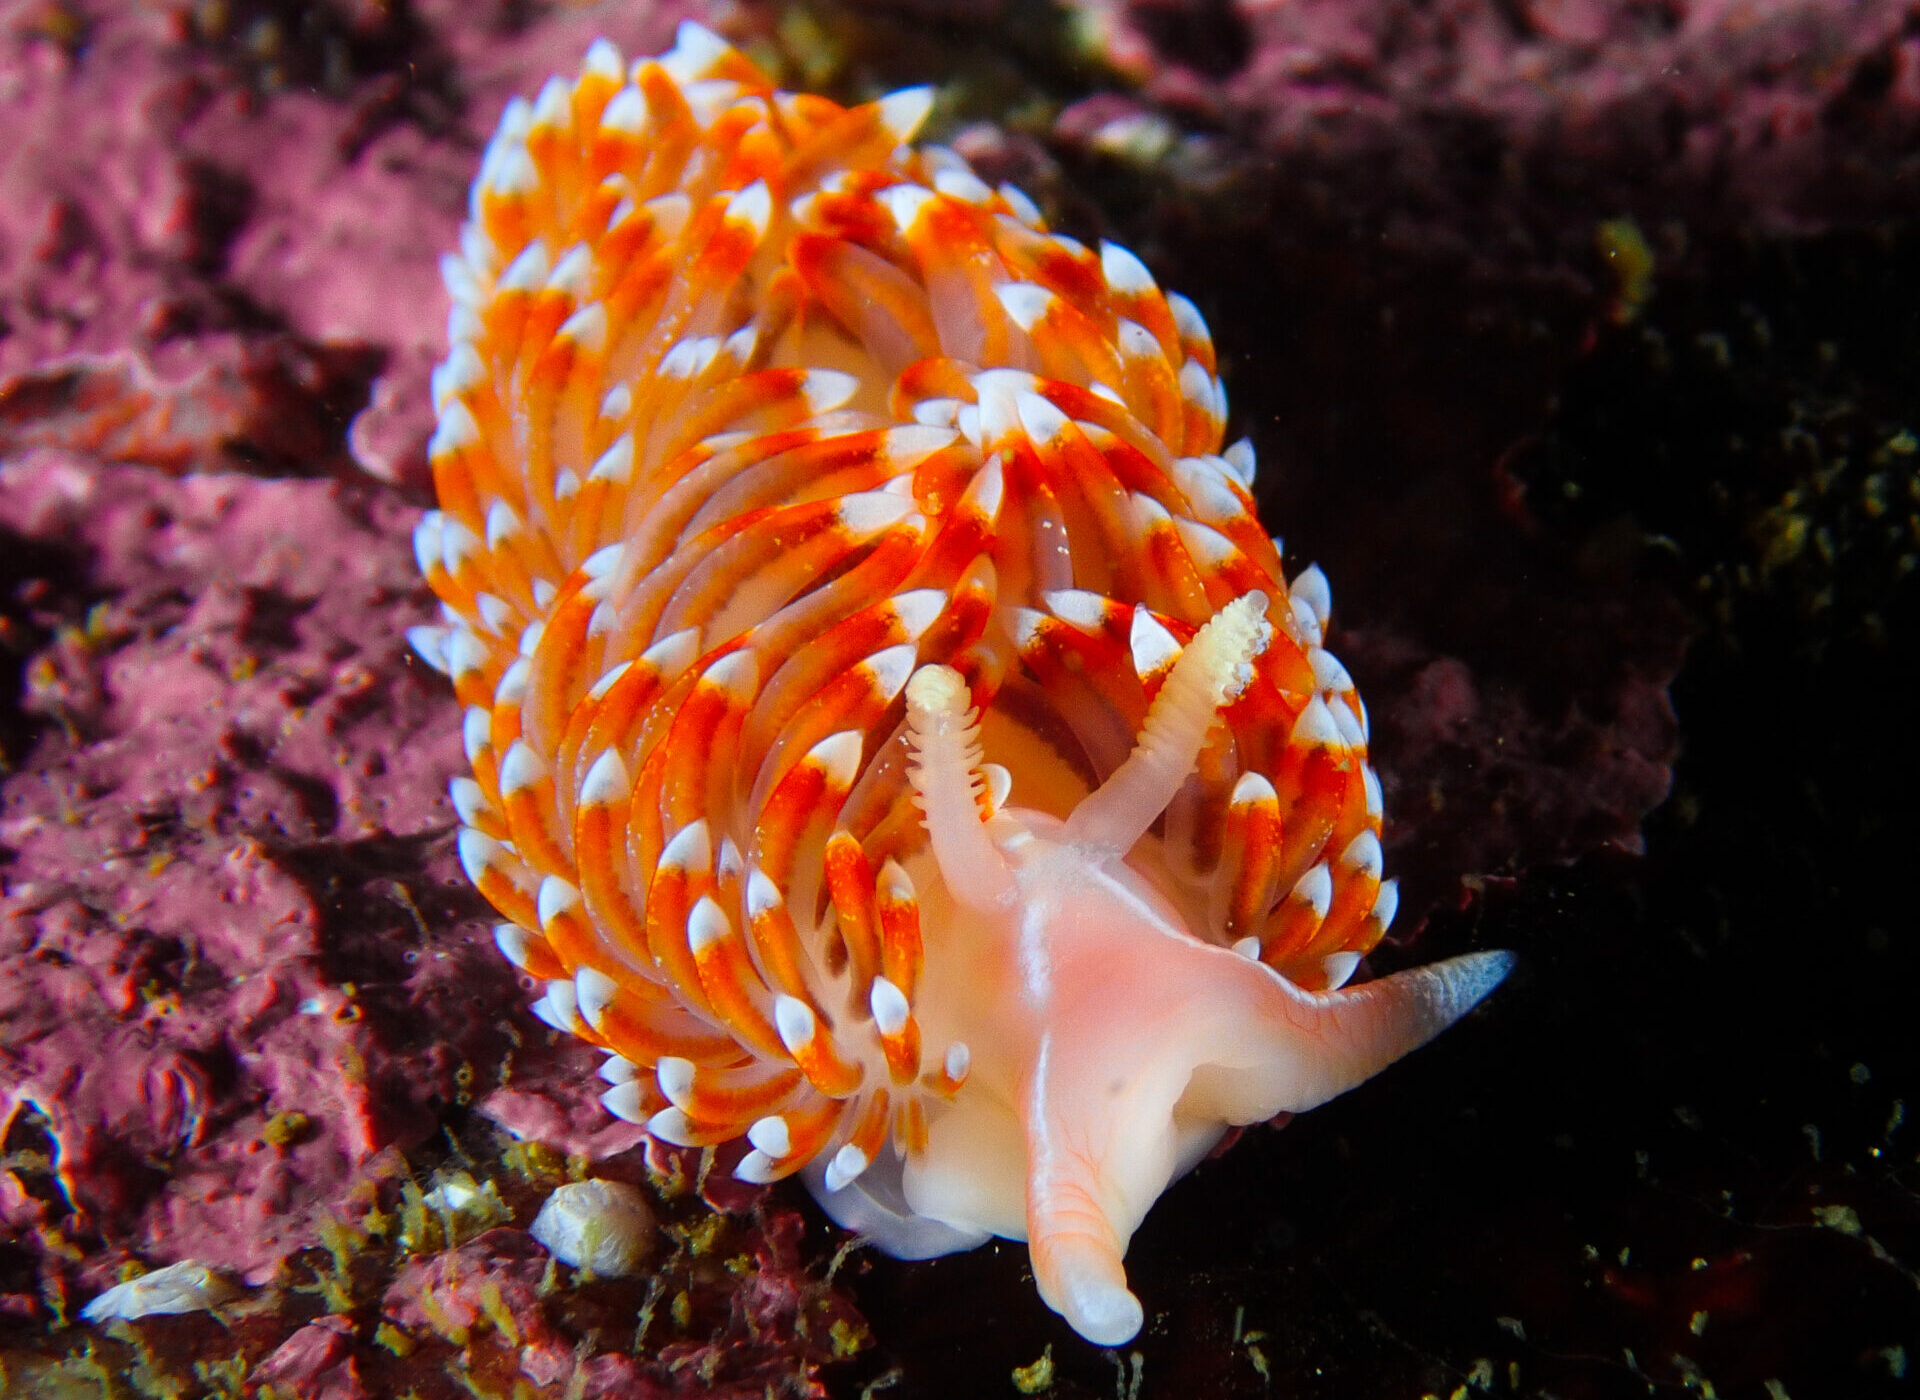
412, 22, 1510, 1346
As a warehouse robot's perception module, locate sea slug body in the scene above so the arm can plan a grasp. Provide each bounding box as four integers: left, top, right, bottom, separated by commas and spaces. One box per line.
412, 23, 1511, 1346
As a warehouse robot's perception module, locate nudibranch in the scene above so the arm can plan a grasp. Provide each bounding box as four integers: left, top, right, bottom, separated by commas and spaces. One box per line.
410, 23, 1511, 1346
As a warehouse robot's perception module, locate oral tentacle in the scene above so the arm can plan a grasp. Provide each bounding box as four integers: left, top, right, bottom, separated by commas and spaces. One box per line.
1024, 1037, 1146, 1347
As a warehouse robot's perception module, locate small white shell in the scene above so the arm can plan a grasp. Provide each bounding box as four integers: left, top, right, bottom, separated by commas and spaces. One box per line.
528, 1178, 656, 1276
79, 1261, 237, 1322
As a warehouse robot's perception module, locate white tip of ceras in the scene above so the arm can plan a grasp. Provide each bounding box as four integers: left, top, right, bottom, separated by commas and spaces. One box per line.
598, 1054, 637, 1085
580, 748, 632, 807
531, 978, 582, 1035
428, 404, 480, 475
653, 1056, 696, 1107
497, 238, 551, 293
1321, 950, 1363, 991
1290, 695, 1346, 751
1222, 437, 1257, 486
646, 1106, 700, 1147
429, 342, 485, 411
536, 873, 580, 927
943, 1041, 970, 1084
981, 762, 1012, 814
836, 490, 916, 536
1290, 862, 1333, 919
557, 301, 608, 354
800, 368, 860, 414
687, 896, 731, 954
876, 85, 935, 143
494, 923, 535, 970
1341, 829, 1384, 879
407, 625, 451, 675
1290, 560, 1336, 629
600, 1080, 648, 1124
662, 19, 733, 82
889, 587, 949, 639
932, 168, 993, 204
456, 828, 509, 888
1362, 765, 1384, 819
659, 819, 712, 873
1371, 878, 1401, 934
462, 706, 492, 764
748, 1114, 792, 1159
530, 75, 573, 135
998, 181, 1042, 225
995, 284, 1056, 335
573, 965, 617, 1030
1129, 605, 1182, 681
823, 1143, 871, 1193
870, 976, 910, 1036
773, 994, 817, 1057
582, 37, 623, 81
877, 182, 934, 232
1229, 769, 1278, 809
808, 730, 866, 789
498, 739, 547, 796
1099, 239, 1156, 295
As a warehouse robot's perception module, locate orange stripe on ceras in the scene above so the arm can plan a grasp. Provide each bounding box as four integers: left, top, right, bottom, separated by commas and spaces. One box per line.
572, 751, 653, 969
682, 892, 783, 1059
658, 653, 754, 833
641, 367, 821, 466
895, 1095, 928, 1156
1218, 774, 1283, 941
464, 831, 541, 935
500, 741, 571, 877
845, 1088, 892, 1164
534, 879, 611, 975
875, 859, 924, 1000
758, 1092, 846, 1179
1136, 498, 1214, 622
742, 594, 929, 777
519, 318, 610, 519
667, 1059, 802, 1129
649, 496, 870, 640
519, 582, 603, 767
1018, 290, 1128, 395
781, 94, 908, 192
777, 995, 864, 1098
1262, 866, 1330, 964
1021, 608, 1145, 731
875, 1006, 922, 1088
643, 821, 719, 1020
822, 830, 883, 996
752, 732, 862, 891
790, 233, 943, 368
1312, 856, 1382, 959
745, 867, 820, 1008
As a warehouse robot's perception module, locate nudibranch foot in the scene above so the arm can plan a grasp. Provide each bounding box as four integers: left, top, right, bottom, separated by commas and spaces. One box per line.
420, 22, 1513, 1349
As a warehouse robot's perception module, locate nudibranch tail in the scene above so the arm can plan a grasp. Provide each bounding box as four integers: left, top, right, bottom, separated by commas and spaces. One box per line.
417, 21, 1510, 1347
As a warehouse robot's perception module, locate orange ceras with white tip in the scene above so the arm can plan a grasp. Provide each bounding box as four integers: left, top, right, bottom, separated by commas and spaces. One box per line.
411, 22, 1513, 1347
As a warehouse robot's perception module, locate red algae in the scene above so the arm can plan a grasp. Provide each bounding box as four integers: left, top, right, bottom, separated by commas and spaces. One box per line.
0, 456, 499, 1291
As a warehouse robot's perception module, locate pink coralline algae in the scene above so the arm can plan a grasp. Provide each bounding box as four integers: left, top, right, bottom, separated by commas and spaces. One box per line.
1051, 0, 1920, 261
0, 458, 501, 1284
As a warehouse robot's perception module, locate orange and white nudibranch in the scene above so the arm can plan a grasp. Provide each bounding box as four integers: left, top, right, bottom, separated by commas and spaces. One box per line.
411, 22, 1511, 1346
